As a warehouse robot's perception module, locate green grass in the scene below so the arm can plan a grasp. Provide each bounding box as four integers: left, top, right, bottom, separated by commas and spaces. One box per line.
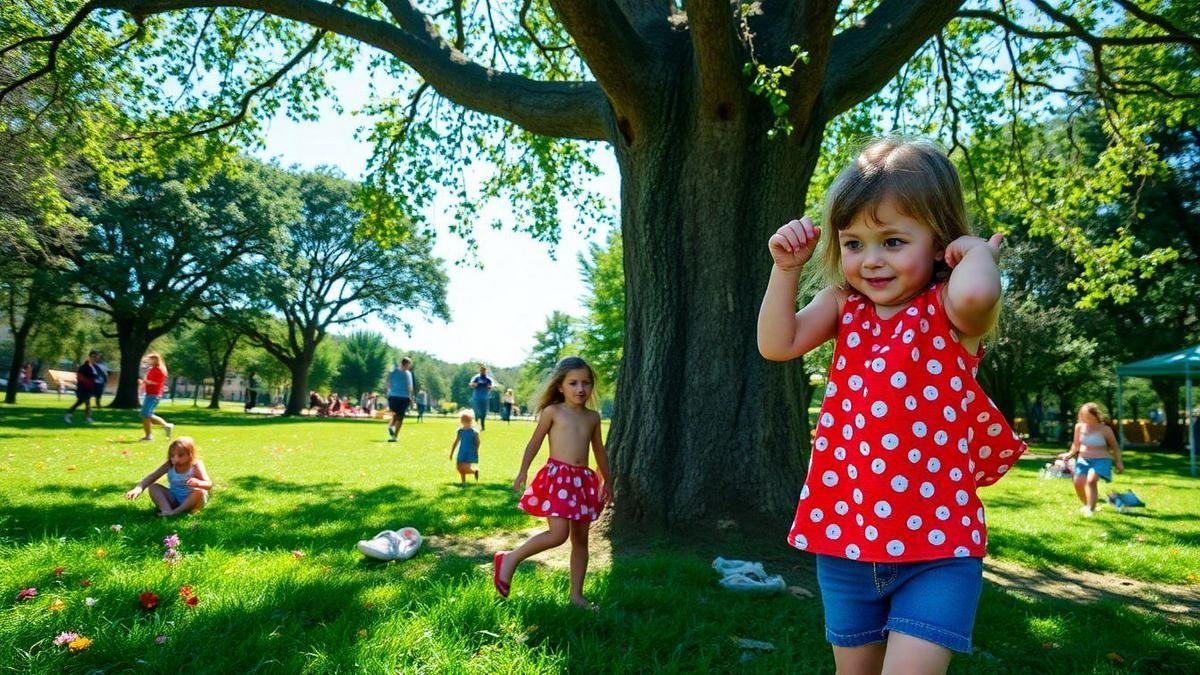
986, 443, 1200, 585
1, 397, 1197, 673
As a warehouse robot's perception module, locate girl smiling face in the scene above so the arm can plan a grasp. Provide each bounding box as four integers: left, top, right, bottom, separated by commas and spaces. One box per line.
839, 196, 942, 313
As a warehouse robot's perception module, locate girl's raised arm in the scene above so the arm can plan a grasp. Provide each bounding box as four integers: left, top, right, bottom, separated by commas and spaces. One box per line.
513, 407, 555, 493
943, 234, 1003, 337
757, 217, 838, 361
125, 462, 170, 500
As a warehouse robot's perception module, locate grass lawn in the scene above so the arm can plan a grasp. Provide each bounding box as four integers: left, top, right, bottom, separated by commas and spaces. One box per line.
1, 396, 1197, 673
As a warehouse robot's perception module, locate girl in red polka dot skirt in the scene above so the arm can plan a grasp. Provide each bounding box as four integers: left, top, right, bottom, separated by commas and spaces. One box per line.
493, 356, 613, 609
757, 138, 1026, 673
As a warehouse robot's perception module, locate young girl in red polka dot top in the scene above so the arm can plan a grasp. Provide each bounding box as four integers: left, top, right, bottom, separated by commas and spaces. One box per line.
757, 138, 1026, 673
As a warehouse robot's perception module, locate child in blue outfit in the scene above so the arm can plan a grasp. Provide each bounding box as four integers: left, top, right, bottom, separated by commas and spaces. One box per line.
125, 437, 212, 516
450, 411, 481, 485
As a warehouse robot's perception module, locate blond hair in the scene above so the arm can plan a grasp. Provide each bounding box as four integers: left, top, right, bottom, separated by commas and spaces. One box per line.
167, 436, 198, 462
814, 138, 971, 287
535, 356, 597, 412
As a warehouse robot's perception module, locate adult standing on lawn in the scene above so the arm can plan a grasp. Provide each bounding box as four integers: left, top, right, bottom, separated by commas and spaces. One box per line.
65, 350, 100, 424
469, 364, 497, 431
93, 352, 109, 408
386, 358, 414, 442
244, 371, 258, 412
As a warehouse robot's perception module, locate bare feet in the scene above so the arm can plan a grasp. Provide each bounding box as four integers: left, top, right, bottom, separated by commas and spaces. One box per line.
570, 596, 598, 611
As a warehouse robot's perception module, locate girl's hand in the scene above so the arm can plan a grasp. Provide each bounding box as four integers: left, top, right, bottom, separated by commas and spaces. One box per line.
185, 478, 201, 487
944, 233, 1003, 268
600, 482, 614, 504
125, 486, 142, 500
1116, 463, 1125, 474
768, 217, 821, 271
512, 473, 527, 494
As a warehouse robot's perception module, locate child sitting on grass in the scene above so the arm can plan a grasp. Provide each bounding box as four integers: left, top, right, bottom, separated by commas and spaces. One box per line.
124, 437, 212, 516
450, 411, 481, 485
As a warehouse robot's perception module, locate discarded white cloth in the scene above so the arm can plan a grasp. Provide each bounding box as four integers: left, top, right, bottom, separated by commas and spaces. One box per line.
712, 557, 786, 593
357, 527, 422, 561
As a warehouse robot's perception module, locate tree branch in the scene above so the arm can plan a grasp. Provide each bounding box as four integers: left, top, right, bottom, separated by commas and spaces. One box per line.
1113, 0, 1200, 54
9, 0, 610, 141
821, 0, 965, 118
549, 0, 657, 117
684, 0, 743, 117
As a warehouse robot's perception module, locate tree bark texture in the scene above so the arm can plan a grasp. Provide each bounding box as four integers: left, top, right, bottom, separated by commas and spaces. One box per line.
1151, 378, 1185, 451
112, 320, 152, 408
607, 75, 827, 528
4, 318, 34, 404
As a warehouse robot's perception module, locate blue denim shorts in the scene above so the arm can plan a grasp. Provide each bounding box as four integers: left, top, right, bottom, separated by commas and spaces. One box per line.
140, 395, 161, 418
1074, 456, 1113, 482
815, 554, 983, 653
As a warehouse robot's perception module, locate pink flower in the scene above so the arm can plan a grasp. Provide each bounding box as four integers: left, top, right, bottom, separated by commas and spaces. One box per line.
54, 632, 79, 646
155, 635, 168, 645
16, 587, 37, 602
291, 550, 305, 559
163, 534, 180, 549
163, 548, 181, 565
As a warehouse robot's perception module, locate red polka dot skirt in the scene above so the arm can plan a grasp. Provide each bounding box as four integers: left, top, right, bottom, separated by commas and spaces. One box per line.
519, 458, 605, 522
787, 284, 1026, 562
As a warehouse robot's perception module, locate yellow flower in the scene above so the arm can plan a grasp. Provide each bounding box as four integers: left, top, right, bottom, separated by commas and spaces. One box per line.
48, 599, 65, 612
94, 548, 107, 558
68, 636, 93, 653
357, 629, 368, 639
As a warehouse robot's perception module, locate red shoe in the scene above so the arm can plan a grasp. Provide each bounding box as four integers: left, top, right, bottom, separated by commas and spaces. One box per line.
493, 551, 510, 598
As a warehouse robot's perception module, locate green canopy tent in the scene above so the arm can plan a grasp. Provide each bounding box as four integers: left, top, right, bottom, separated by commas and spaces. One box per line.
1115, 344, 1199, 477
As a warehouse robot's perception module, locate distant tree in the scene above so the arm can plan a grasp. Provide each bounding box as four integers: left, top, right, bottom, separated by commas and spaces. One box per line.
334, 331, 390, 400
169, 319, 248, 408
66, 157, 291, 408
233, 168, 449, 415
578, 232, 623, 394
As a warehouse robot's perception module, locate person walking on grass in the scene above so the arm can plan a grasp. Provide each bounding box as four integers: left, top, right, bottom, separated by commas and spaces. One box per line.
386, 357, 414, 442
92, 352, 109, 408
65, 350, 100, 424
468, 364, 497, 431
124, 436, 212, 516
494, 356, 612, 610
1059, 402, 1124, 517
138, 353, 175, 441
757, 138, 1026, 673
449, 410, 481, 485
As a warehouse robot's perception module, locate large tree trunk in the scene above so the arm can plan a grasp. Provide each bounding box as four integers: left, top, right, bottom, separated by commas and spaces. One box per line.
285, 361, 310, 416
4, 321, 33, 404
112, 320, 152, 408
608, 100, 824, 529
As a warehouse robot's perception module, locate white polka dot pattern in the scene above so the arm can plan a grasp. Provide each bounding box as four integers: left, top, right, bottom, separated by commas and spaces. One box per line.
788, 284, 1026, 562
518, 459, 606, 523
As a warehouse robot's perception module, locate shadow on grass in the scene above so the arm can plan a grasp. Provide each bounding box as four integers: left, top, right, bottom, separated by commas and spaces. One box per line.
2, 477, 531, 554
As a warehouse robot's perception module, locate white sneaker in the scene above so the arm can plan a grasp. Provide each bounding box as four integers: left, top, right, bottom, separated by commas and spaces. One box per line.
356, 528, 422, 561
1079, 506, 1094, 517
165, 423, 174, 439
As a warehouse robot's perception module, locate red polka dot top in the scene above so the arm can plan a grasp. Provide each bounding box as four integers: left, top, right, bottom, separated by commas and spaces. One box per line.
787, 283, 1026, 562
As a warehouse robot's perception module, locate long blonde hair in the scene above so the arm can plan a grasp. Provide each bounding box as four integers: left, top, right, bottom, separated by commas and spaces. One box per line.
146, 352, 167, 372
814, 137, 971, 288
535, 356, 597, 412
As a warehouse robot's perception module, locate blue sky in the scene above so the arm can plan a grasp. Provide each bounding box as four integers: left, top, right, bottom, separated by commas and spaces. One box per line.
254, 67, 618, 368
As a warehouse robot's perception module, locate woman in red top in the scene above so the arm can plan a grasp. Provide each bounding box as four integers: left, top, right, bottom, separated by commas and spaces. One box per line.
758, 139, 1025, 673
138, 353, 175, 441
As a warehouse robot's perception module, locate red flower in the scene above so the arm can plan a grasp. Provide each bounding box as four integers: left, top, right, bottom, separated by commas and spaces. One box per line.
185, 595, 199, 607
138, 591, 159, 610
79, 579, 91, 588
16, 587, 37, 602
178, 586, 194, 599
53, 566, 65, 577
